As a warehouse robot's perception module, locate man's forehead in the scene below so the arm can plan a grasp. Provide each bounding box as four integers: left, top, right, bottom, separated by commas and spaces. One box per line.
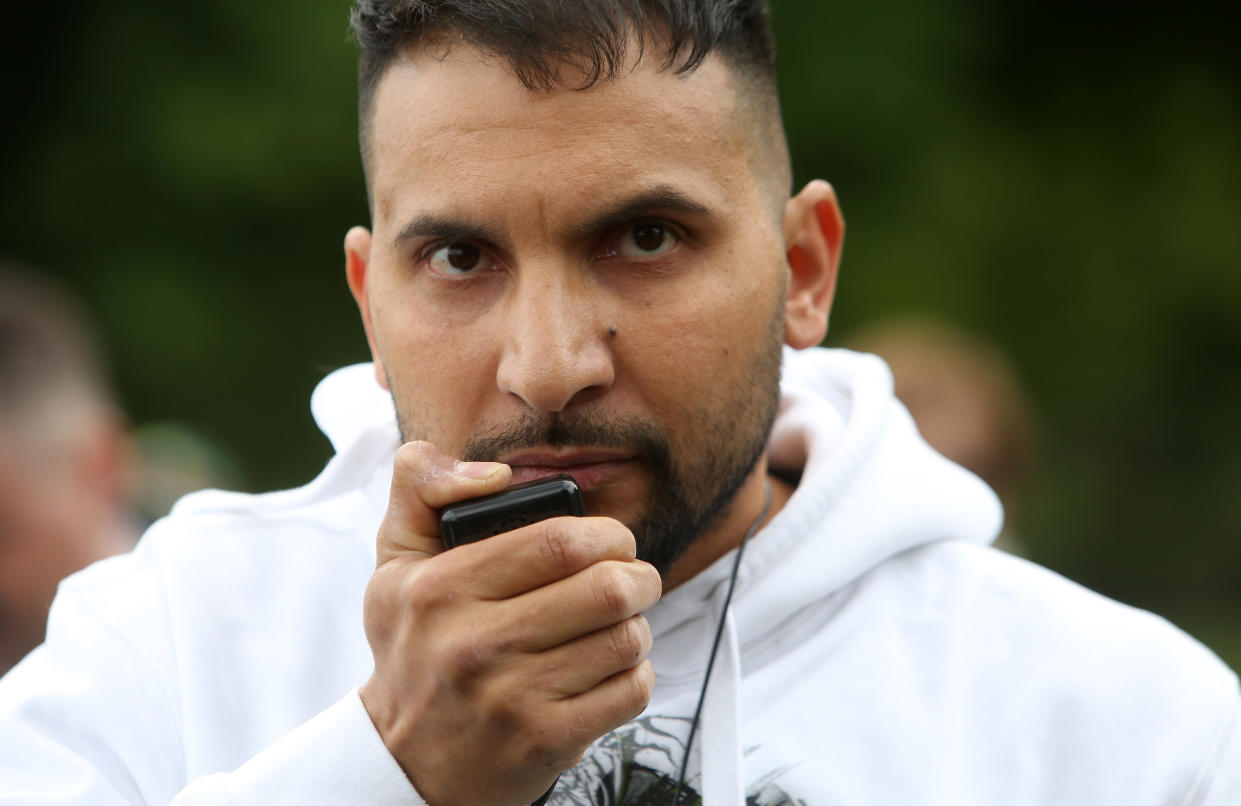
366, 43, 756, 227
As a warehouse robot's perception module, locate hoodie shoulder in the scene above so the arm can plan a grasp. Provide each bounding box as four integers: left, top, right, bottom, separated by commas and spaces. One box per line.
890, 541, 1237, 782
898, 540, 1235, 688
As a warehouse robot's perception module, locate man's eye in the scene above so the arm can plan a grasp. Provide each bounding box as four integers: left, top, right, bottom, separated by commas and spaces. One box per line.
428, 243, 488, 275
616, 223, 677, 258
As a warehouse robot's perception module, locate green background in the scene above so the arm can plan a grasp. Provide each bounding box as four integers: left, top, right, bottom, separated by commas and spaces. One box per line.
2, 2, 1238, 666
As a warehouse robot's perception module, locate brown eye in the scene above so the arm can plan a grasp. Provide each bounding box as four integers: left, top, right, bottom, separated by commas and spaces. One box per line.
447, 244, 480, 270
429, 242, 488, 275
617, 223, 676, 257
633, 224, 666, 251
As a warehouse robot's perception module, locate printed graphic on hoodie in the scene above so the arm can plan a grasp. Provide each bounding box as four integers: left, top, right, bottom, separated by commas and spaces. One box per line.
549, 716, 802, 805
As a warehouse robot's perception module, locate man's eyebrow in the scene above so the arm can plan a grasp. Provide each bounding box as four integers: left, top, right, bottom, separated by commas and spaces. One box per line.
392, 214, 503, 249
571, 186, 715, 240
391, 186, 713, 249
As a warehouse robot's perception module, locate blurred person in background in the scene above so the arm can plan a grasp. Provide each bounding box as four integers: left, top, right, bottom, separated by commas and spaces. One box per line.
847, 316, 1037, 553
0, 264, 138, 674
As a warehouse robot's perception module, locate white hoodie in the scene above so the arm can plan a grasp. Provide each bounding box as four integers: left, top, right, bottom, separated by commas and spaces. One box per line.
0, 347, 1237, 805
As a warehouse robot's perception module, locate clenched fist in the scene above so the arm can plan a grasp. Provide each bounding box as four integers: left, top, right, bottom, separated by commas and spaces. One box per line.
359, 441, 661, 806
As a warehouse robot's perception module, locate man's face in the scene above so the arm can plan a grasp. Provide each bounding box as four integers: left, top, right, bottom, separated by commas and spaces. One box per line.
350, 44, 794, 574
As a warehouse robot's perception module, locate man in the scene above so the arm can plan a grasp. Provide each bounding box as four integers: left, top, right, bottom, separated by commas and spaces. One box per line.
0, 265, 137, 675
1, 2, 1237, 804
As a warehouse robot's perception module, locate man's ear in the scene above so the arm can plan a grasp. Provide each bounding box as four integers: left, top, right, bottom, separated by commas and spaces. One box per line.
782, 179, 844, 349
343, 226, 390, 391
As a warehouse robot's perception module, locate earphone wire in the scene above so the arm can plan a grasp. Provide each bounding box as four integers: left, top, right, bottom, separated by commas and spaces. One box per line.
670, 477, 772, 805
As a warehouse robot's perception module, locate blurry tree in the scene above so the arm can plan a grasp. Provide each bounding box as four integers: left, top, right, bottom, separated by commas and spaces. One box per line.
1, 0, 1238, 662
772, 0, 1240, 659
1, 0, 369, 491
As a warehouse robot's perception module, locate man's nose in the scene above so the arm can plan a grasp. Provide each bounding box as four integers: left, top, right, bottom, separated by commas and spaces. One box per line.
495, 274, 615, 413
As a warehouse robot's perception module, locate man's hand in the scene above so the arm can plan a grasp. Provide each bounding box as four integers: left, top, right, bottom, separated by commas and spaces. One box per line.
359, 442, 660, 806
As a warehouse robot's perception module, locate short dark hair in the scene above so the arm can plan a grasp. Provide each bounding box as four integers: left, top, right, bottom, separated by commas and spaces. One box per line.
348, 0, 778, 184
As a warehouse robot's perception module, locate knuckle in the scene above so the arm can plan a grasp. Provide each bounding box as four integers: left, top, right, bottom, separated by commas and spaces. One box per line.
633, 615, 653, 653
599, 518, 637, 560
441, 625, 512, 683
392, 441, 427, 474
361, 588, 393, 645
607, 617, 646, 665
633, 660, 656, 702
400, 564, 441, 613
538, 520, 581, 573
596, 665, 655, 734
482, 687, 522, 729
591, 562, 636, 616
618, 664, 656, 719
364, 563, 399, 611
442, 633, 489, 681
635, 563, 662, 607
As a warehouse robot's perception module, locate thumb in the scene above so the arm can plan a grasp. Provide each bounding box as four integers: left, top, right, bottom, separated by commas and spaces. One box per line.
377, 441, 511, 567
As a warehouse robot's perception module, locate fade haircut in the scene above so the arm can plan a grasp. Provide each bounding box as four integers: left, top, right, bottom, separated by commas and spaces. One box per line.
348, 0, 779, 190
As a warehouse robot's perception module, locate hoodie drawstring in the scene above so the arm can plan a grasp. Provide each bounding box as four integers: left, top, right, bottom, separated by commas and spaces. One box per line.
700, 607, 745, 805
672, 479, 770, 805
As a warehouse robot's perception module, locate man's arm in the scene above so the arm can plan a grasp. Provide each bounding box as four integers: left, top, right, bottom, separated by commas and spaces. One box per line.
0, 591, 184, 804
0, 570, 415, 805
170, 691, 417, 805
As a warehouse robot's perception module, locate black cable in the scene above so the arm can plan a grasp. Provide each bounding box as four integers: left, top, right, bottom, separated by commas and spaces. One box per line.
670, 479, 772, 805
531, 781, 557, 806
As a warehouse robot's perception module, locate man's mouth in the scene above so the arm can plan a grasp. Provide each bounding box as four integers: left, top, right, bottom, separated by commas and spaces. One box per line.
500, 448, 637, 489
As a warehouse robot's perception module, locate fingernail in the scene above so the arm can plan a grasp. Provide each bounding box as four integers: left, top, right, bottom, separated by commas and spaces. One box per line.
454, 461, 503, 480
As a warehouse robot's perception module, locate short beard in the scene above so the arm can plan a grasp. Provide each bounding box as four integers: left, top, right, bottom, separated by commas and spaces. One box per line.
391, 309, 784, 575
458, 410, 765, 575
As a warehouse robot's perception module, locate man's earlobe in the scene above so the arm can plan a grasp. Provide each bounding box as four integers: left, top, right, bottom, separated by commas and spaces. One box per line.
343, 226, 389, 391
782, 180, 844, 349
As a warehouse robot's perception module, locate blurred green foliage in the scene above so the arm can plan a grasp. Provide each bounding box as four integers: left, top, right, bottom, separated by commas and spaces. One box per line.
1, 1, 1237, 663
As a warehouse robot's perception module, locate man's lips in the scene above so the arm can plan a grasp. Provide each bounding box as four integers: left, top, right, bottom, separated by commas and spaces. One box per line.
501, 449, 637, 488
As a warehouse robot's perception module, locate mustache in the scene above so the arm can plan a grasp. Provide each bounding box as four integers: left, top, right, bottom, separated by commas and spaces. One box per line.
461, 412, 671, 471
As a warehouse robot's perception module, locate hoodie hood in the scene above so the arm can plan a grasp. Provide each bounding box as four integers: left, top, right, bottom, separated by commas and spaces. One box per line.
646, 346, 1002, 678
743, 346, 1002, 637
